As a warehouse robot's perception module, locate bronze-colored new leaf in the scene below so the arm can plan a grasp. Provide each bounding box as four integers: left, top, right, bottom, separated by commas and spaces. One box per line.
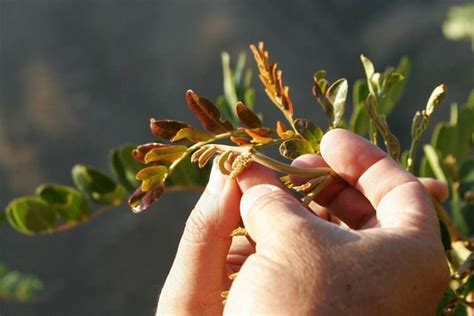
276, 121, 295, 139
144, 145, 188, 164
128, 186, 164, 213
185, 90, 233, 133
171, 127, 214, 142
244, 127, 274, 144
150, 119, 190, 140
133, 143, 169, 163
230, 136, 252, 146
190, 146, 217, 168
236, 102, 262, 128
250, 42, 294, 116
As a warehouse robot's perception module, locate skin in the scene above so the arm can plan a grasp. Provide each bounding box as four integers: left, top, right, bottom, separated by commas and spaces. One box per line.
156, 129, 450, 315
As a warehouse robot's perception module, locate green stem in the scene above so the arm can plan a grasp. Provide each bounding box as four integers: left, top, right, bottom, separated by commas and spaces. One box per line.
46, 203, 119, 234
253, 135, 298, 150
250, 149, 332, 177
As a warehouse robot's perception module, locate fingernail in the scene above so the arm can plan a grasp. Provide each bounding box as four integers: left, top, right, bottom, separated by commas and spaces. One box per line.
240, 184, 280, 220
207, 162, 226, 194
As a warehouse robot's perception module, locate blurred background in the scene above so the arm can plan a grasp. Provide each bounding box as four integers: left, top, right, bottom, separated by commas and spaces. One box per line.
0, 0, 472, 315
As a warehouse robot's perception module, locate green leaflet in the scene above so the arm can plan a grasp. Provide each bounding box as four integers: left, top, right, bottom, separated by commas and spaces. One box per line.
72, 165, 126, 205
279, 138, 314, 160
36, 184, 90, 222
294, 119, 324, 152
6, 196, 57, 235
110, 144, 143, 192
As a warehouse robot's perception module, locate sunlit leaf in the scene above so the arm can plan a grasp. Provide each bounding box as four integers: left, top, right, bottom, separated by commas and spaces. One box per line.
314, 70, 326, 82
378, 56, 410, 115
350, 79, 370, 136
431, 100, 474, 166
72, 165, 126, 205
144, 145, 187, 164
250, 42, 294, 115
5, 197, 57, 235
135, 165, 168, 192
360, 54, 375, 95
236, 101, 262, 128
326, 78, 348, 128
230, 136, 252, 146
110, 144, 143, 192
423, 145, 448, 183
294, 119, 323, 152
171, 127, 214, 143
186, 90, 233, 133
221, 52, 239, 119
36, 184, 90, 222
132, 143, 167, 163
279, 139, 314, 160
426, 84, 448, 117
245, 128, 274, 144
149, 119, 190, 140
276, 121, 294, 139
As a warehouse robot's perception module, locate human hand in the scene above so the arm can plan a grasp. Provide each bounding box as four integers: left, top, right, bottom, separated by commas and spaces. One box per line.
225, 129, 450, 315
156, 129, 449, 315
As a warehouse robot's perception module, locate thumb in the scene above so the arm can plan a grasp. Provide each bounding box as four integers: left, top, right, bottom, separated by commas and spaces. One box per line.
240, 184, 322, 246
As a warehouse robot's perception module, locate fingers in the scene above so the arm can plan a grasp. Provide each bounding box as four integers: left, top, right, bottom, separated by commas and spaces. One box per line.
237, 162, 285, 192
158, 163, 241, 314
226, 236, 255, 272
419, 178, 449, 202
291, 154, 375, 229
239, 184, 322, 249
320, 129, 438, 231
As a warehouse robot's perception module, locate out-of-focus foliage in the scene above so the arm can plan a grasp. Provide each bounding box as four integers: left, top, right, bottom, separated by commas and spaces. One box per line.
0, 263, 43, 302
443, 3, 474, 51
